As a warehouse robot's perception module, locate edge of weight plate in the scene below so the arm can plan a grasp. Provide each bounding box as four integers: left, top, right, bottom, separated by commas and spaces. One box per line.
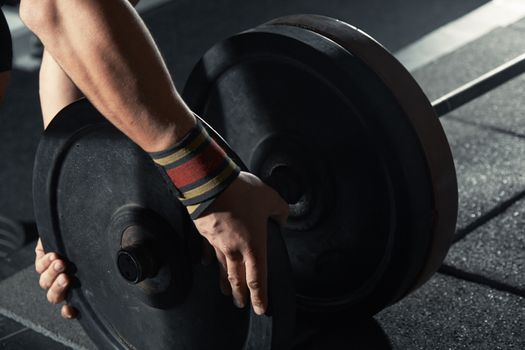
33, 99, 127, 349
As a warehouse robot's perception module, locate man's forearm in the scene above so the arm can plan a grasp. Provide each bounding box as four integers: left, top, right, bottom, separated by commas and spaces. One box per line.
38, 0, 140, 128
21, 0, 196, 151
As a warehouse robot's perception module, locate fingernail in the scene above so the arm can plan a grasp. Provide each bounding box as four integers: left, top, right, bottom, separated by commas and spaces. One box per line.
63, 306, 77, 320
54, 262, 64, 272
57, 275, 66, 287
234, 299, 244, 308
48, 255, 55, 262
254, 306, 265, 315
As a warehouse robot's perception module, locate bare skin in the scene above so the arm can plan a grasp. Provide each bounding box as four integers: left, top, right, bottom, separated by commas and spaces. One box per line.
20, 0, 196, 150
25, 0, 288, 319
39, 50, 83, 128
35, 240, 76, 319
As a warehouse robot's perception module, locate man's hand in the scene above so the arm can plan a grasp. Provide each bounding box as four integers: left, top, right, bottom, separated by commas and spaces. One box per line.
34, 239, 77, 319
194, 172, 289, 315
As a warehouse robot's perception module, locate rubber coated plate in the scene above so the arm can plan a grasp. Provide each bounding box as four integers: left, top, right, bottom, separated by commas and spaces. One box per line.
182, 15, 457, 316
33, 99, 295, 350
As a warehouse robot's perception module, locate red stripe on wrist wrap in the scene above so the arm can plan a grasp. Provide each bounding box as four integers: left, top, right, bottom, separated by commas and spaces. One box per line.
149, 120, 240, 219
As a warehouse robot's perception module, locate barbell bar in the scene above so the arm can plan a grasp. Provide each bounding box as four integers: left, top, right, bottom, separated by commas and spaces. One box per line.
432, 52, 525, 117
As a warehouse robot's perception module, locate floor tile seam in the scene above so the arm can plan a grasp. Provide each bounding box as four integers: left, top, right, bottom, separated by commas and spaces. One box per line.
453, 189, 525, 243
0, 326, 28, 343
444, 114, 525, 140
438, 264, 525, 298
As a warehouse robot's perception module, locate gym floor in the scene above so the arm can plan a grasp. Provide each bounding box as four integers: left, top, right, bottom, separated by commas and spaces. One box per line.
0, 0, 524, 349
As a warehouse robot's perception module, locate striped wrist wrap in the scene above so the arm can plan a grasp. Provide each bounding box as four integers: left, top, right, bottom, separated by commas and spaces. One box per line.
149, 121, 241, 219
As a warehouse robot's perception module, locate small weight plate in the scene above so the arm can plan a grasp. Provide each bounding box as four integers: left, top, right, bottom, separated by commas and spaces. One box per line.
182, 15, 457, 316
33, 99, 295, 350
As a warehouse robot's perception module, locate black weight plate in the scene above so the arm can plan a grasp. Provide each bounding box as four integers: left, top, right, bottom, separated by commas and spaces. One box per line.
267, 14, 458, 299
33, 99, 295, 350
182, 16, 457, 316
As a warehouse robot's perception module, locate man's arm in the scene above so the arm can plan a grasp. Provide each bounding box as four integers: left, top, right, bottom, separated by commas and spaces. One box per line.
24, 0, 288, 317
20, 0, 195, 151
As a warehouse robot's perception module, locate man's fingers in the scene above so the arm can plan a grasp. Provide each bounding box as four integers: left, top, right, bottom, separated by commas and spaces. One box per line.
39, 259, 66, 289
35, 251, 60, 274
34, 239, 77, 319
214, 248, 231, 296
225, 250, 248, 308
35, 238, 59, 274
46, 273, 69, 304
35, 239, 45, 260
61, 304, 77, 320
244, 250, 268, 315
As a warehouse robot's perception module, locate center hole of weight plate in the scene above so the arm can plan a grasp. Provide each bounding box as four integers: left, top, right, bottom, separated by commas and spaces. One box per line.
266, 164, 305, 205
249, 135, 328, 230
117, 250, 142, 283
116, 226, 160, 284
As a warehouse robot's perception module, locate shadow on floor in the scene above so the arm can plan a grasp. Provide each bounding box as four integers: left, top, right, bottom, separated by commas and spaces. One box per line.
294, 316, 392, 349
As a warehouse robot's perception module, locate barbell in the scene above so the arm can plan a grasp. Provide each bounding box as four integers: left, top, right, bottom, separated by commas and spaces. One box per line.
33, 14, 523, 349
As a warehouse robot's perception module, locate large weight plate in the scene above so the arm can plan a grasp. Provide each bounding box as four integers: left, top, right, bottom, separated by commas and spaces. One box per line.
33, 99, 295, 350
182, 15, 457, 316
